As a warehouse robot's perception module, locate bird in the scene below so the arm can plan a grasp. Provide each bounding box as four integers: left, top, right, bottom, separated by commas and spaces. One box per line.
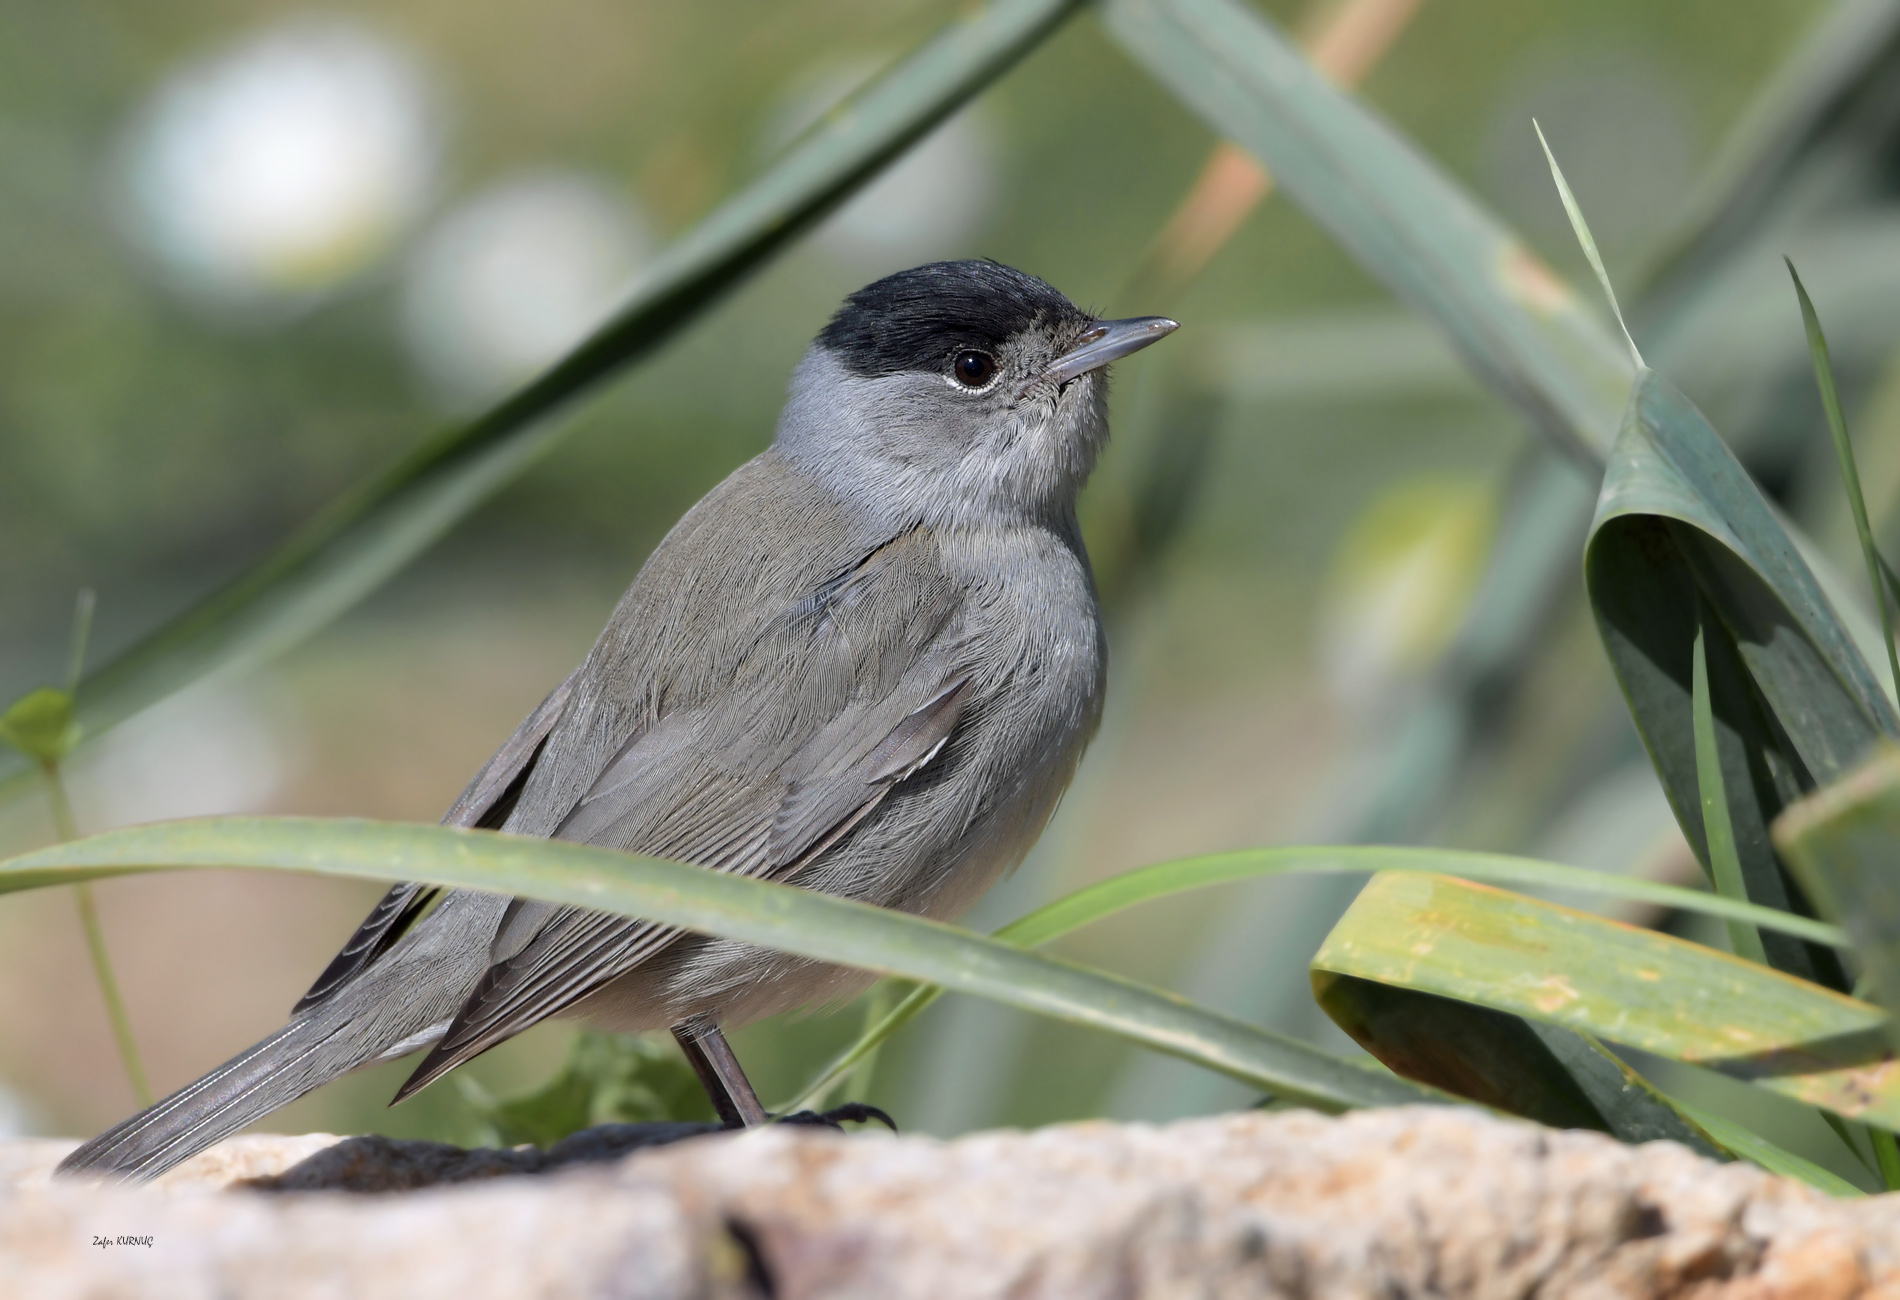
59, 259, 1178, 1179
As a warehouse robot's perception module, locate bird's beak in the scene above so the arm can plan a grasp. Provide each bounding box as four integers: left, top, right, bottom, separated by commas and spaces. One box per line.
1036, 316, 1180, 391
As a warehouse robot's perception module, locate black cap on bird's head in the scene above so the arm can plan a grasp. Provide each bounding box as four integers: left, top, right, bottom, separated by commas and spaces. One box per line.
784, 259, 1178, 527
816, 260, 1177, 394
818, 260, 1090, 379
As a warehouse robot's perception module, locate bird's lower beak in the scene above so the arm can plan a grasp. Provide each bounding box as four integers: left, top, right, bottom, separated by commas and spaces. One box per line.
1038, 316, 1180, 390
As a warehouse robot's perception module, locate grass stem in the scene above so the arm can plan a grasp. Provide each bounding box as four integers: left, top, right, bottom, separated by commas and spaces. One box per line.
840, 981, 898, 1108
42, 761, 152, 1108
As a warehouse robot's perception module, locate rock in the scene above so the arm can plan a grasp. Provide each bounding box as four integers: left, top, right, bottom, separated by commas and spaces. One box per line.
244, 1121, 723, 1192
2, 1107, 1897, 1298
0, 1131, 345, 1191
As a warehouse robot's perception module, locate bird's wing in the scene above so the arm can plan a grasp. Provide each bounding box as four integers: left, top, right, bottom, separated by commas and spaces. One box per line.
291, 670, 579, 1015
393, 524, 968, 1099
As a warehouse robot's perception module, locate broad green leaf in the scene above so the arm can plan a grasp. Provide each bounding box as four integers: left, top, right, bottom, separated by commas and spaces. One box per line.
1314, 975, 1723, 1155
1587, 366, 1895, 989
0, 817, 1443, 1115
1775, 741, 1900, 1041
782, 843, 1848, 1111
1099, 0, 1632, 470
1545, 85, 1888, 989
0, 0, 1085, 805
1312, 873, 1900, 1128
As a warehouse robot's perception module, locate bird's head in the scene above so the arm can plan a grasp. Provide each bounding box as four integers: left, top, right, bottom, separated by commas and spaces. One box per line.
777, 260, 1177, 530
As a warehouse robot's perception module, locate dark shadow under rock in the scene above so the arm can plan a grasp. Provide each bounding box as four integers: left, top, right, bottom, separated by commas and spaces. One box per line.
242, 1121, 726, 1193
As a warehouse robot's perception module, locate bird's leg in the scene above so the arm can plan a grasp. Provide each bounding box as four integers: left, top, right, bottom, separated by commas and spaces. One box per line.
671, 1017, 897, 1133
672, 1017, 768, 1128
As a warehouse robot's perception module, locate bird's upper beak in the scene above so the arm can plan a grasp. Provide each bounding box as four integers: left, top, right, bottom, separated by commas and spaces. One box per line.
1035, 316, 1179, 392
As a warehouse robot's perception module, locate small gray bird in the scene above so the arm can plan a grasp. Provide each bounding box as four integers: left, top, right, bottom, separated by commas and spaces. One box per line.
61, 259, 1176, 1178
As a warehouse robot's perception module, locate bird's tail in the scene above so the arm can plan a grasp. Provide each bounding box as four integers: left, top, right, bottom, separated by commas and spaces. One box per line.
57, 1016, 384, 1181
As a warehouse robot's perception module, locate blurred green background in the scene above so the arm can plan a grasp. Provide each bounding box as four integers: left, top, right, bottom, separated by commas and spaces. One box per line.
0, 0, 1878, 1170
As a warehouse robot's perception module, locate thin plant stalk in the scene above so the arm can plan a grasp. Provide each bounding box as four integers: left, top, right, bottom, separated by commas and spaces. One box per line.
1788, 259, 1900, 702
17, 590, 154, 1108
42, 763, 151, 1108
784, 984, 935, 1114
840, 981, 899, 1108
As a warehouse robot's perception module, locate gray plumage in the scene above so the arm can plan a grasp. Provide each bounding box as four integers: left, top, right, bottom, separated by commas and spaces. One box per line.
60, 260, 1175, 1179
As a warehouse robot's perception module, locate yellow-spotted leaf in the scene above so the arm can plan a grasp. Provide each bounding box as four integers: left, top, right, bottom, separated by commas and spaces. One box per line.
1312, 873, 1898, 1128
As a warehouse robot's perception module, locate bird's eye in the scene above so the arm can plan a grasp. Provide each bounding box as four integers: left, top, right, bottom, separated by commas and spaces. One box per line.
951, 350, 996, 389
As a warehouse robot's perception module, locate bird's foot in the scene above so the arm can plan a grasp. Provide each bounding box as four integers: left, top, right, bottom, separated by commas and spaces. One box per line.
773, 1103, 897, 1132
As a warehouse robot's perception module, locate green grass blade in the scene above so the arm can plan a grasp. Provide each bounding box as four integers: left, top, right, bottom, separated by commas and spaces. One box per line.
1314, 872, 1899, 1128
997, 847, 1847, 949
1533, 120, 1642, 372
1816, 1111, 1878, 1177
0, 0, 1085, 804
1873, 1127, 1900, 1190
0, 818, 1444, 1114
1788, 258, 1900, 703
1692, 620, 1769, 964
783, 982, 937, 1113
1666, 1095, 1865, 1197
779, 842, 1849, 1111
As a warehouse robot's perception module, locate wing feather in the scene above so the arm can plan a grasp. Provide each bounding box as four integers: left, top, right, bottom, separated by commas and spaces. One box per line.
292, 670, 577, 1014
395, 527, 969, 1097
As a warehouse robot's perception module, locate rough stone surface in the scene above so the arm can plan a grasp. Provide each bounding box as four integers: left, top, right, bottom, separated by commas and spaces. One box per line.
245, 1121, 723, 1192
4, 1107, 1898, 1299
0, 1131, 343, 1191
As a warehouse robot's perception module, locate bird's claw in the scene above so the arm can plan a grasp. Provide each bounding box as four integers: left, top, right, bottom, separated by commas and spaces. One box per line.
772, 1103, 898, 1132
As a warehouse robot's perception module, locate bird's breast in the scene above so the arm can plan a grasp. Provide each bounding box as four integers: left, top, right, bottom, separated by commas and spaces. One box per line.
933, 523, 1106, 812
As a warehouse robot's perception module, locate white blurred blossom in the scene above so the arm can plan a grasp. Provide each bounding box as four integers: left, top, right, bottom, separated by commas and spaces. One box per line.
122, 15, 441, 315
400, 171, 652, 405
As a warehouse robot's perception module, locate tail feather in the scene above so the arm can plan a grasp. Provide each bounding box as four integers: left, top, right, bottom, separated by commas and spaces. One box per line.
60, 892, 504, 1181
58, 1021, 356, 1181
